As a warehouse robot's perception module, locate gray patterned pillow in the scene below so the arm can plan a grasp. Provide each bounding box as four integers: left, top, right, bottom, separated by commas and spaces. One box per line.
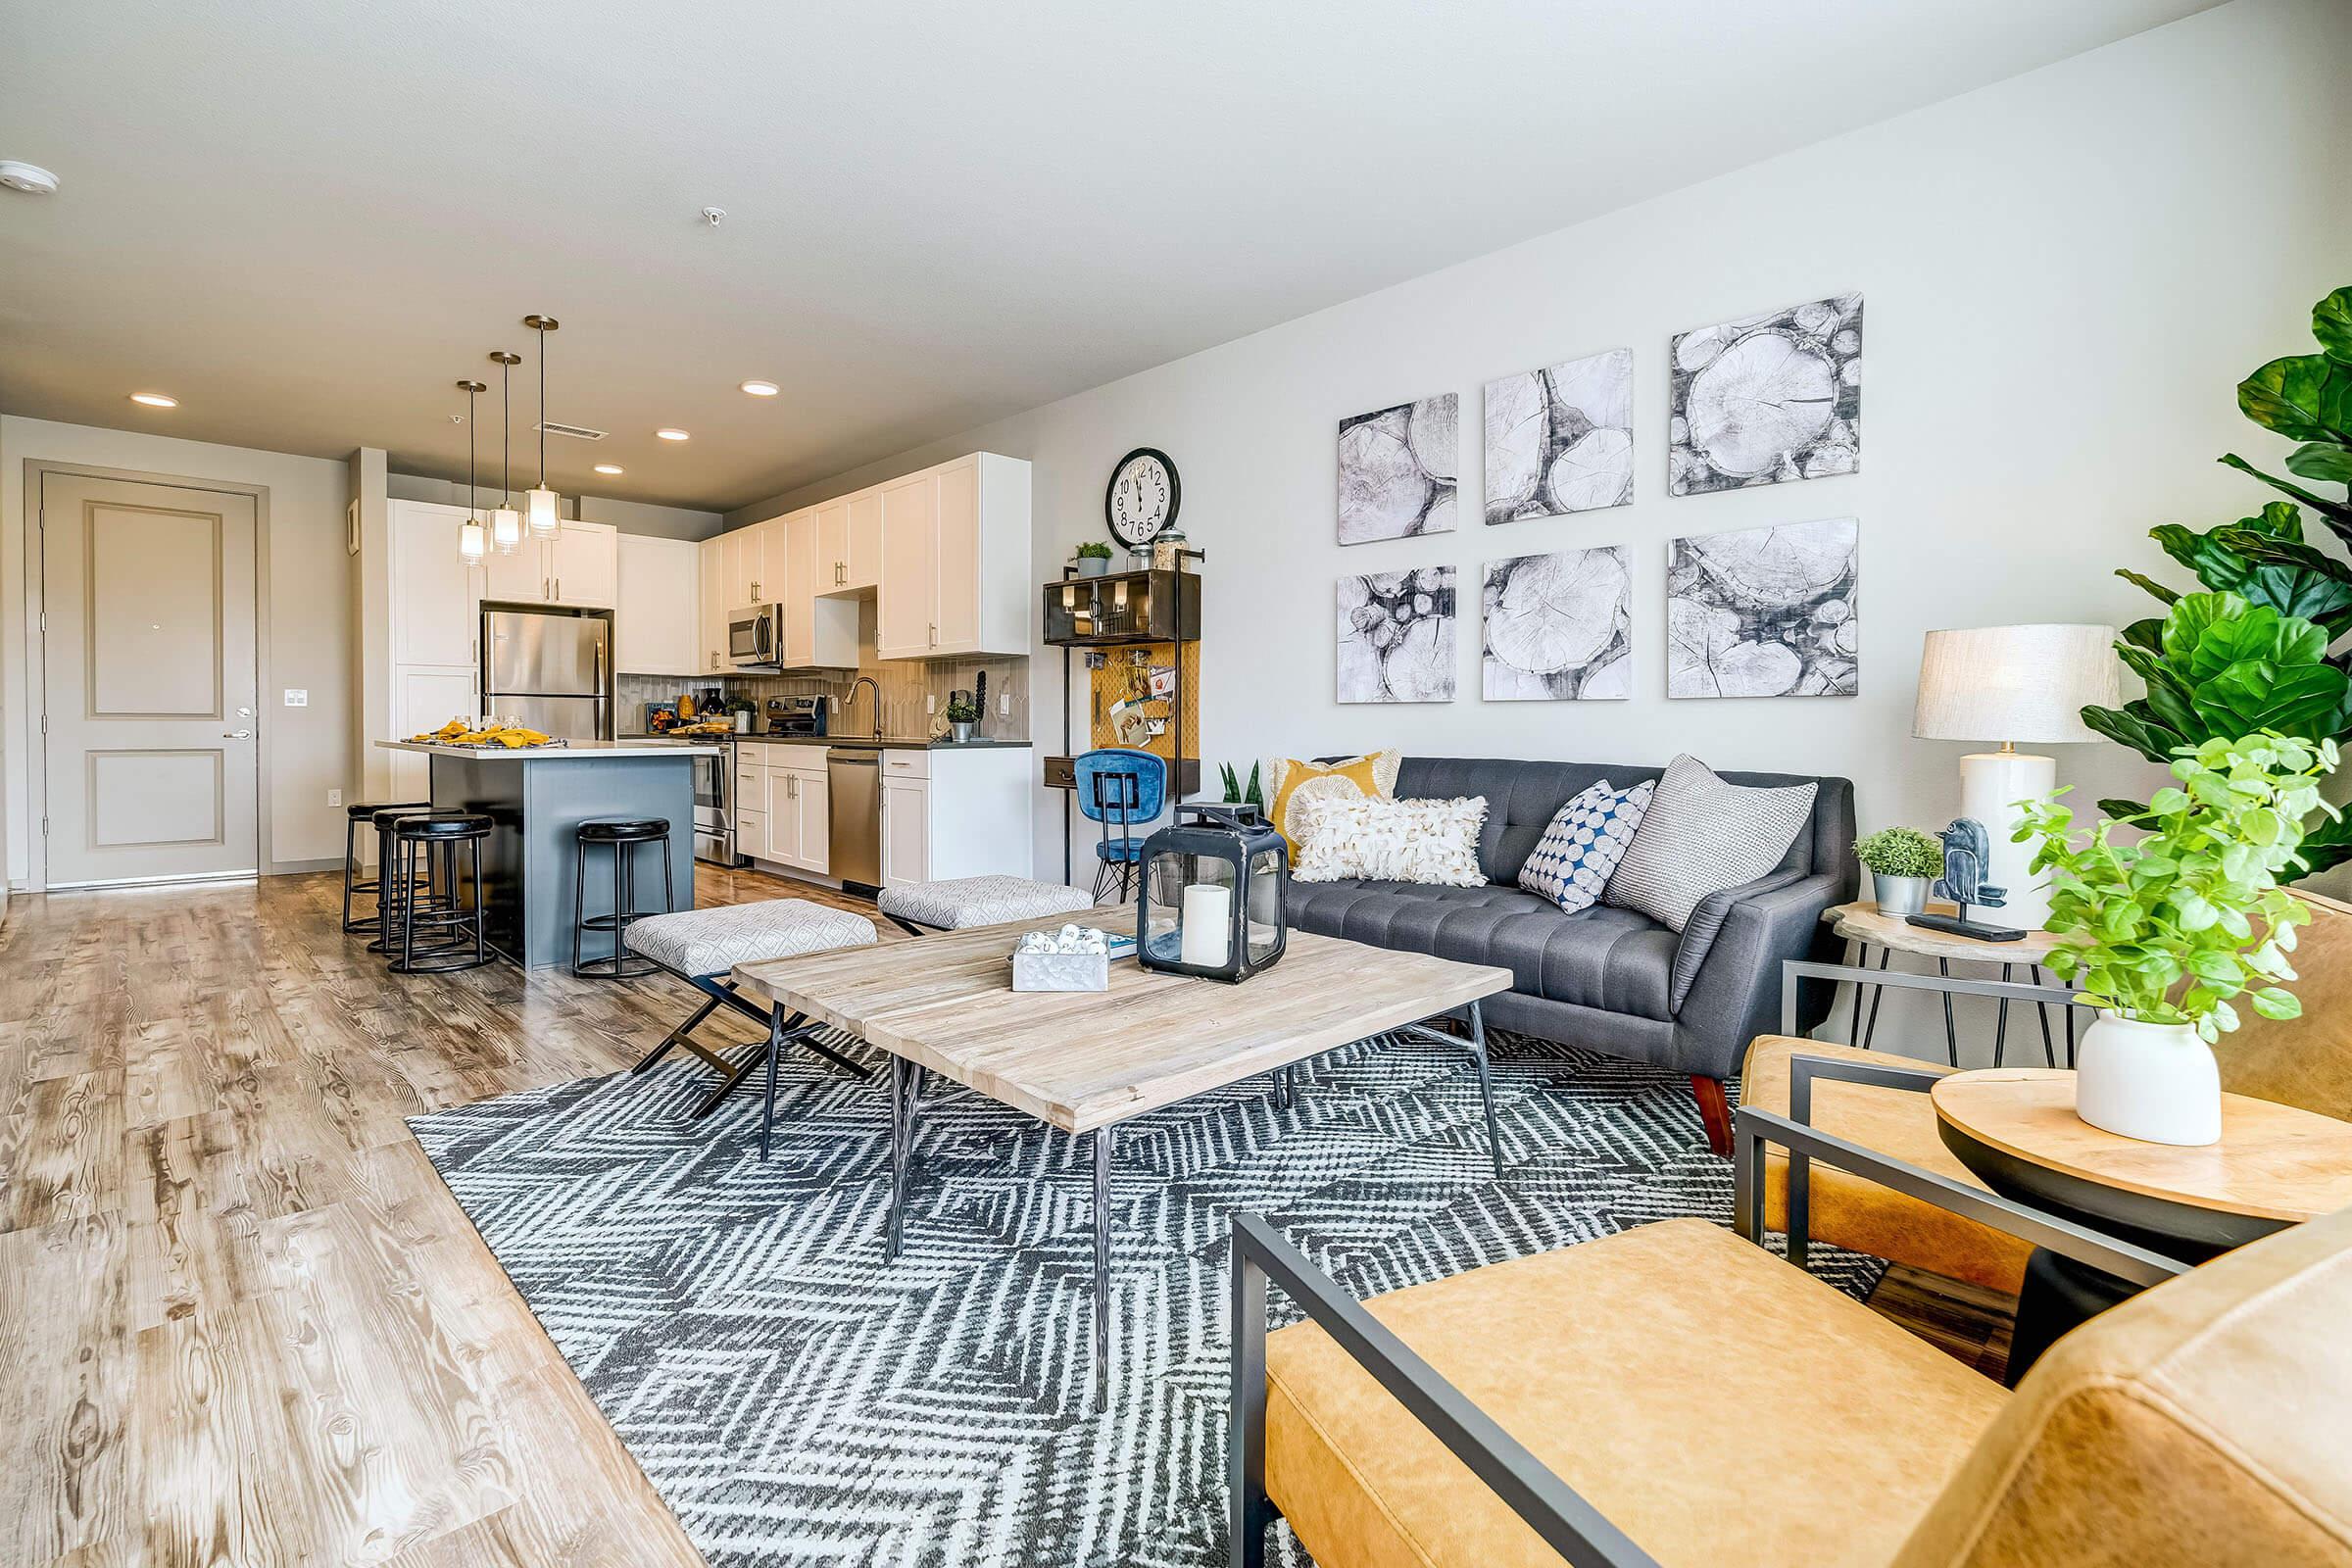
1603, 755, 1816, 932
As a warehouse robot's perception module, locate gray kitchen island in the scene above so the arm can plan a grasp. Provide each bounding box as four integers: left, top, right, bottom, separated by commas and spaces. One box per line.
374, 739, 718, 968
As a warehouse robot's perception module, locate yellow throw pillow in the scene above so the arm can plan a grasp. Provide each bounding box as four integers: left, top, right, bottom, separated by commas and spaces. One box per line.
1266, 751, 1401, 863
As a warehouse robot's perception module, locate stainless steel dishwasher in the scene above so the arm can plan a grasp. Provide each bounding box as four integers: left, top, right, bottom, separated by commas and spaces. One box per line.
827, 747, 882, 888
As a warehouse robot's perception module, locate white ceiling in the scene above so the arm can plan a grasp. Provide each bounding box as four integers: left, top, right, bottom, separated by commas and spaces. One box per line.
1, 0, 2218, 513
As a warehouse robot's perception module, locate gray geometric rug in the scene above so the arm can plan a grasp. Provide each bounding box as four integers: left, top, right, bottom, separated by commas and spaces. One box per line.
410, 1027, 1882, 1567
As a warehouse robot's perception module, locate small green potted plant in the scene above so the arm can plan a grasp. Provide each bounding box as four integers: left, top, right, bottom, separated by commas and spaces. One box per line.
2015, 732, 2336, 1146
1219, 760, 1264, 811
944, 693, 979, 744
1854, 826, 1941, 916
726, 695, 759, 735
1075, 540, 1114, 579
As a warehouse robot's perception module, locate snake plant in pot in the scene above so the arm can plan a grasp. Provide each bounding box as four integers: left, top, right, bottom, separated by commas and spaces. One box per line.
2014, 733, 2336, 1146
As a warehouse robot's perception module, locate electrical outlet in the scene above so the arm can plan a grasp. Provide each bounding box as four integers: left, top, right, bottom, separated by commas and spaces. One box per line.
327, 788, 342, 808
999, 692, 1010, 716
283, 688, 308, 707
925, 693, 936, 713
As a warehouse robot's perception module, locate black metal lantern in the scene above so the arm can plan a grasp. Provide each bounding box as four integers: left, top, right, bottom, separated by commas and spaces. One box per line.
1137, 803, 1289, 982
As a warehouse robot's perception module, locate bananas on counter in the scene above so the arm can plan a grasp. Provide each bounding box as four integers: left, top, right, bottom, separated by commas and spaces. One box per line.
408, 717, 557, 749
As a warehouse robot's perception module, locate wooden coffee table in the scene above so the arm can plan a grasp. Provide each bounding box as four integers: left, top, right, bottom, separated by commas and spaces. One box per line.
733, 907, 1513, 1398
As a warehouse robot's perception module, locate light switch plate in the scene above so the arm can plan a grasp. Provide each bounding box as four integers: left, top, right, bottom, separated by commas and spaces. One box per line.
283, 688, 308, 707
327, 788, 342, 808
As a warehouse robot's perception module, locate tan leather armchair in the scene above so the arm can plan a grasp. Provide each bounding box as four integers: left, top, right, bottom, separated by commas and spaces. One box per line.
1737, 890, 2352, 1298
1230, 1145, 2352, 1567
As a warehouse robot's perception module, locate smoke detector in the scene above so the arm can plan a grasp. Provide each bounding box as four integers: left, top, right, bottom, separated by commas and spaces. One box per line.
0, 162, 60, 196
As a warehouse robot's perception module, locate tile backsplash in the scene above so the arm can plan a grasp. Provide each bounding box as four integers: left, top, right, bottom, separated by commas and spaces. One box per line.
618, 598, 1028, 740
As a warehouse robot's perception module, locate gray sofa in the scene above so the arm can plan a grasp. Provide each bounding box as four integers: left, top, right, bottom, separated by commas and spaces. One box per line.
1284, 756, 1855, 1151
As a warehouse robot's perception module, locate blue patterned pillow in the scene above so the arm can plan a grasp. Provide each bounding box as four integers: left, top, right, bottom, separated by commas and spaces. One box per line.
1517, 780, 1656, 914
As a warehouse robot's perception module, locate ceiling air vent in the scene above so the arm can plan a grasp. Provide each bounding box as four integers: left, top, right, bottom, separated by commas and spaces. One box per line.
535, 419, 609, 442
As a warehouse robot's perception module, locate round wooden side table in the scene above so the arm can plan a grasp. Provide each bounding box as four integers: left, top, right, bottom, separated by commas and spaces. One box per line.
1933, 1067, 2352, 1380
1822, 901, 2069, 1067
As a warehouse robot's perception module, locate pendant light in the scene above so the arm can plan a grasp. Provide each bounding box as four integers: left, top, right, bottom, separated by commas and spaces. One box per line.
488, 350, 523, 555
457, 378, 489, 563
523, 313, 561, 538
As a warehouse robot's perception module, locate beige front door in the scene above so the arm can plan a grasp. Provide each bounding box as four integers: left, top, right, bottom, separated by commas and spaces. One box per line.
39, 472, 261, 886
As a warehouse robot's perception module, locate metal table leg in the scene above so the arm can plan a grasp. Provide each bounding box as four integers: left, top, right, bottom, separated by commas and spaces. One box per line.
1860, 947, 1891, 1050
1843, 940, 1867, 1043
2031, 963, 2059, 1067
1994, 962, 2013, 1068
887, 1056, 915, 1261
1468, 1001, 1503, 1181
1936, 957, 1959, 1066
1093, 1123, 1114, 1406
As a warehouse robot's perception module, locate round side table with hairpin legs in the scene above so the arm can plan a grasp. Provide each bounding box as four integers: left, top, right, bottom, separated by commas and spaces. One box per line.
1821, 901, 2072, 1068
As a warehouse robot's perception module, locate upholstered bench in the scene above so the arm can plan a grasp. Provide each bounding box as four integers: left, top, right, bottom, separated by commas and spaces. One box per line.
624, 899, 880, 1154
875, 874, 1093, 933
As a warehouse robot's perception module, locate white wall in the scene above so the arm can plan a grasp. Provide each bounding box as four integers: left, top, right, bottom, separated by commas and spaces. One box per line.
3, 415, 357, 881
728, 0, 2352, 896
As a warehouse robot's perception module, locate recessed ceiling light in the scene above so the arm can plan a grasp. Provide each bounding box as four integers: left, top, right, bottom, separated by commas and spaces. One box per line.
129, 391, 177, 408
594, 463, 625, 475
739, 379, 780, 397
656, 427, 691, 441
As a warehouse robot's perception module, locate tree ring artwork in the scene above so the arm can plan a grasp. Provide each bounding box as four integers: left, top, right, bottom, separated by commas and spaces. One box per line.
1483, 546, 1631, 701
1669, 294, 1861, 495
1338, 567, 1457, 703
1338, 394, 1457, 544
1485, 348, 1634, 524
1666, 517, 1858, 698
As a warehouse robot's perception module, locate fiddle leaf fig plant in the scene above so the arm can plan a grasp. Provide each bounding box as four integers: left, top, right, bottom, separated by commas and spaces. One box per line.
2089, 286, 2352, 875
2014, 733, 2337, 1042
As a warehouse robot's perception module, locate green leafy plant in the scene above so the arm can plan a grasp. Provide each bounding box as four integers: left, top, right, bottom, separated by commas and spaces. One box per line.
2090, 286, 2352, 874
944, 695, 979, 723
1218, 760, 1264, 808
1855, 827, 1942, 879
2015, 733, 2336, 1042
1075, 541, 1113, 561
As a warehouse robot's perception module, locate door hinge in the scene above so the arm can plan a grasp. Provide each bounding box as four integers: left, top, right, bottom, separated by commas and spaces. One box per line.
40, 712, 49, 734
41, 816, 50, 837
38, 611, 46, 633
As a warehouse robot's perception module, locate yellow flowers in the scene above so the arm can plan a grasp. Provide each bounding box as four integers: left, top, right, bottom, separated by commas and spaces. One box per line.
408, 717, 555, 748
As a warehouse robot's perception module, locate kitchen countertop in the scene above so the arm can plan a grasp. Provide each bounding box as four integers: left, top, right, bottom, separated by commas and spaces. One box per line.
622, 733, 1032, 751
378, 738, 724, 760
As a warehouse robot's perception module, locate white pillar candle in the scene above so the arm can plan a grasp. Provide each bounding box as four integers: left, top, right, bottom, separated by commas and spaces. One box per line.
1179, 882, 1233, 967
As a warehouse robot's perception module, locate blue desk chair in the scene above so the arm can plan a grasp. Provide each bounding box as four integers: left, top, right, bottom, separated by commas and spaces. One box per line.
1074, 748, 1167, 903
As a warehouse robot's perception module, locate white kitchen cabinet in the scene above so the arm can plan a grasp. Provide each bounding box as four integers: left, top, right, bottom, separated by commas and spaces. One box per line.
875, 454, 1030, 661
716, 520, 777, 611
699, 534, 727, 672
388, 500, 483, 667
846, 491, 882, 590
781, 509, 859, 668
552, 521, 617, 608
614, 534, 701, 674
389, 665, 481, 800
879, 746, 1032, 887
734, 744, 831, 875
479, 520, 616, 608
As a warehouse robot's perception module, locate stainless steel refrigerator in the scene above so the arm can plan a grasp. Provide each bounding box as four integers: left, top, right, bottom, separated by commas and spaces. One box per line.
481, 609, 612, 740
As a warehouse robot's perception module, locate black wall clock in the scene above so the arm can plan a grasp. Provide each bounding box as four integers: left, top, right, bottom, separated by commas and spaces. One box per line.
1104, 447, 1180, 548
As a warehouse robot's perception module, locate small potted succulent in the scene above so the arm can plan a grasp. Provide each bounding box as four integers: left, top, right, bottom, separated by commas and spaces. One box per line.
1855, 826, 1941, 916
1075, 540, 1114, 578
2016, 732, 2335, 1146
726, 695, 759, 735
944, 693, 980, 744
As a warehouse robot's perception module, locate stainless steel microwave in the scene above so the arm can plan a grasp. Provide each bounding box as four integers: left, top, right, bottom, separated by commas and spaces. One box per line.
727, 603, 783, 670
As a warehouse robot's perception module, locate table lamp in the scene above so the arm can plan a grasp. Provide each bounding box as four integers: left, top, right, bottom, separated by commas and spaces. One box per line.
1911, 623, 2119, 934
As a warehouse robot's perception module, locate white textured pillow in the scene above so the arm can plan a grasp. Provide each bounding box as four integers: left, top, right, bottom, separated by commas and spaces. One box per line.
1604, 755, 1816, 932
1295, 795, 1489, 886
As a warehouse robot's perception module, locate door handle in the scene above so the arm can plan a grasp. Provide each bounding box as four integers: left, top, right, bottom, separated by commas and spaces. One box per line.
224, 728, 254, 739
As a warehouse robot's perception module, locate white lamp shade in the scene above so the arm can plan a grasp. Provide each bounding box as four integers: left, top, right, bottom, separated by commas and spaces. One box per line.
490, 504, 522, 555
459, 515, 487, 562
525, 484, 560, 537
1912, 623, 2119, 744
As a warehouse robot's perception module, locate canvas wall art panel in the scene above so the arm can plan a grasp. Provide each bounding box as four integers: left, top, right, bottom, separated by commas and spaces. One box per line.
1338, 567, 1457, 703
1485, 348, 1634, 524
1482, 546, 1631, 700
1339, 394, 1458, 544
1668, 294, 1861, 495
1665, 517, 1858, 697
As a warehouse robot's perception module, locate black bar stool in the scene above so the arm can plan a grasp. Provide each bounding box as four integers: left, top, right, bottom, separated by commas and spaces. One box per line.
342, 800, 430, 933
389, 812, 495, 974
369, 806, 468, 955
573, 818, 674, 979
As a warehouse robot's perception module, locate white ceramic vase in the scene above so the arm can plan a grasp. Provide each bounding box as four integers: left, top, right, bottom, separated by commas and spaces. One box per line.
2074, 1011, 2221, 1147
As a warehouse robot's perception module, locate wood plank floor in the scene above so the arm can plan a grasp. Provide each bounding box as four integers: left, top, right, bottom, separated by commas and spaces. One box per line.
0, 866, 2007, 1567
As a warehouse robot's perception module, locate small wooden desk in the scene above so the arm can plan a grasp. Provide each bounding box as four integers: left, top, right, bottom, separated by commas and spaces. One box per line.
1823, 901, 2070, 1067
732, 910, 1513, 1398
1934, 1067, 2352, 1377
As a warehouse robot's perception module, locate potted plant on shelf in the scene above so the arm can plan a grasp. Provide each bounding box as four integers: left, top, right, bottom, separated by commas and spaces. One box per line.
1075, 541, 1113, 579
2015, 732, 2337, 1146
1855, 826, 1941, 916
944, 693, 979, 744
